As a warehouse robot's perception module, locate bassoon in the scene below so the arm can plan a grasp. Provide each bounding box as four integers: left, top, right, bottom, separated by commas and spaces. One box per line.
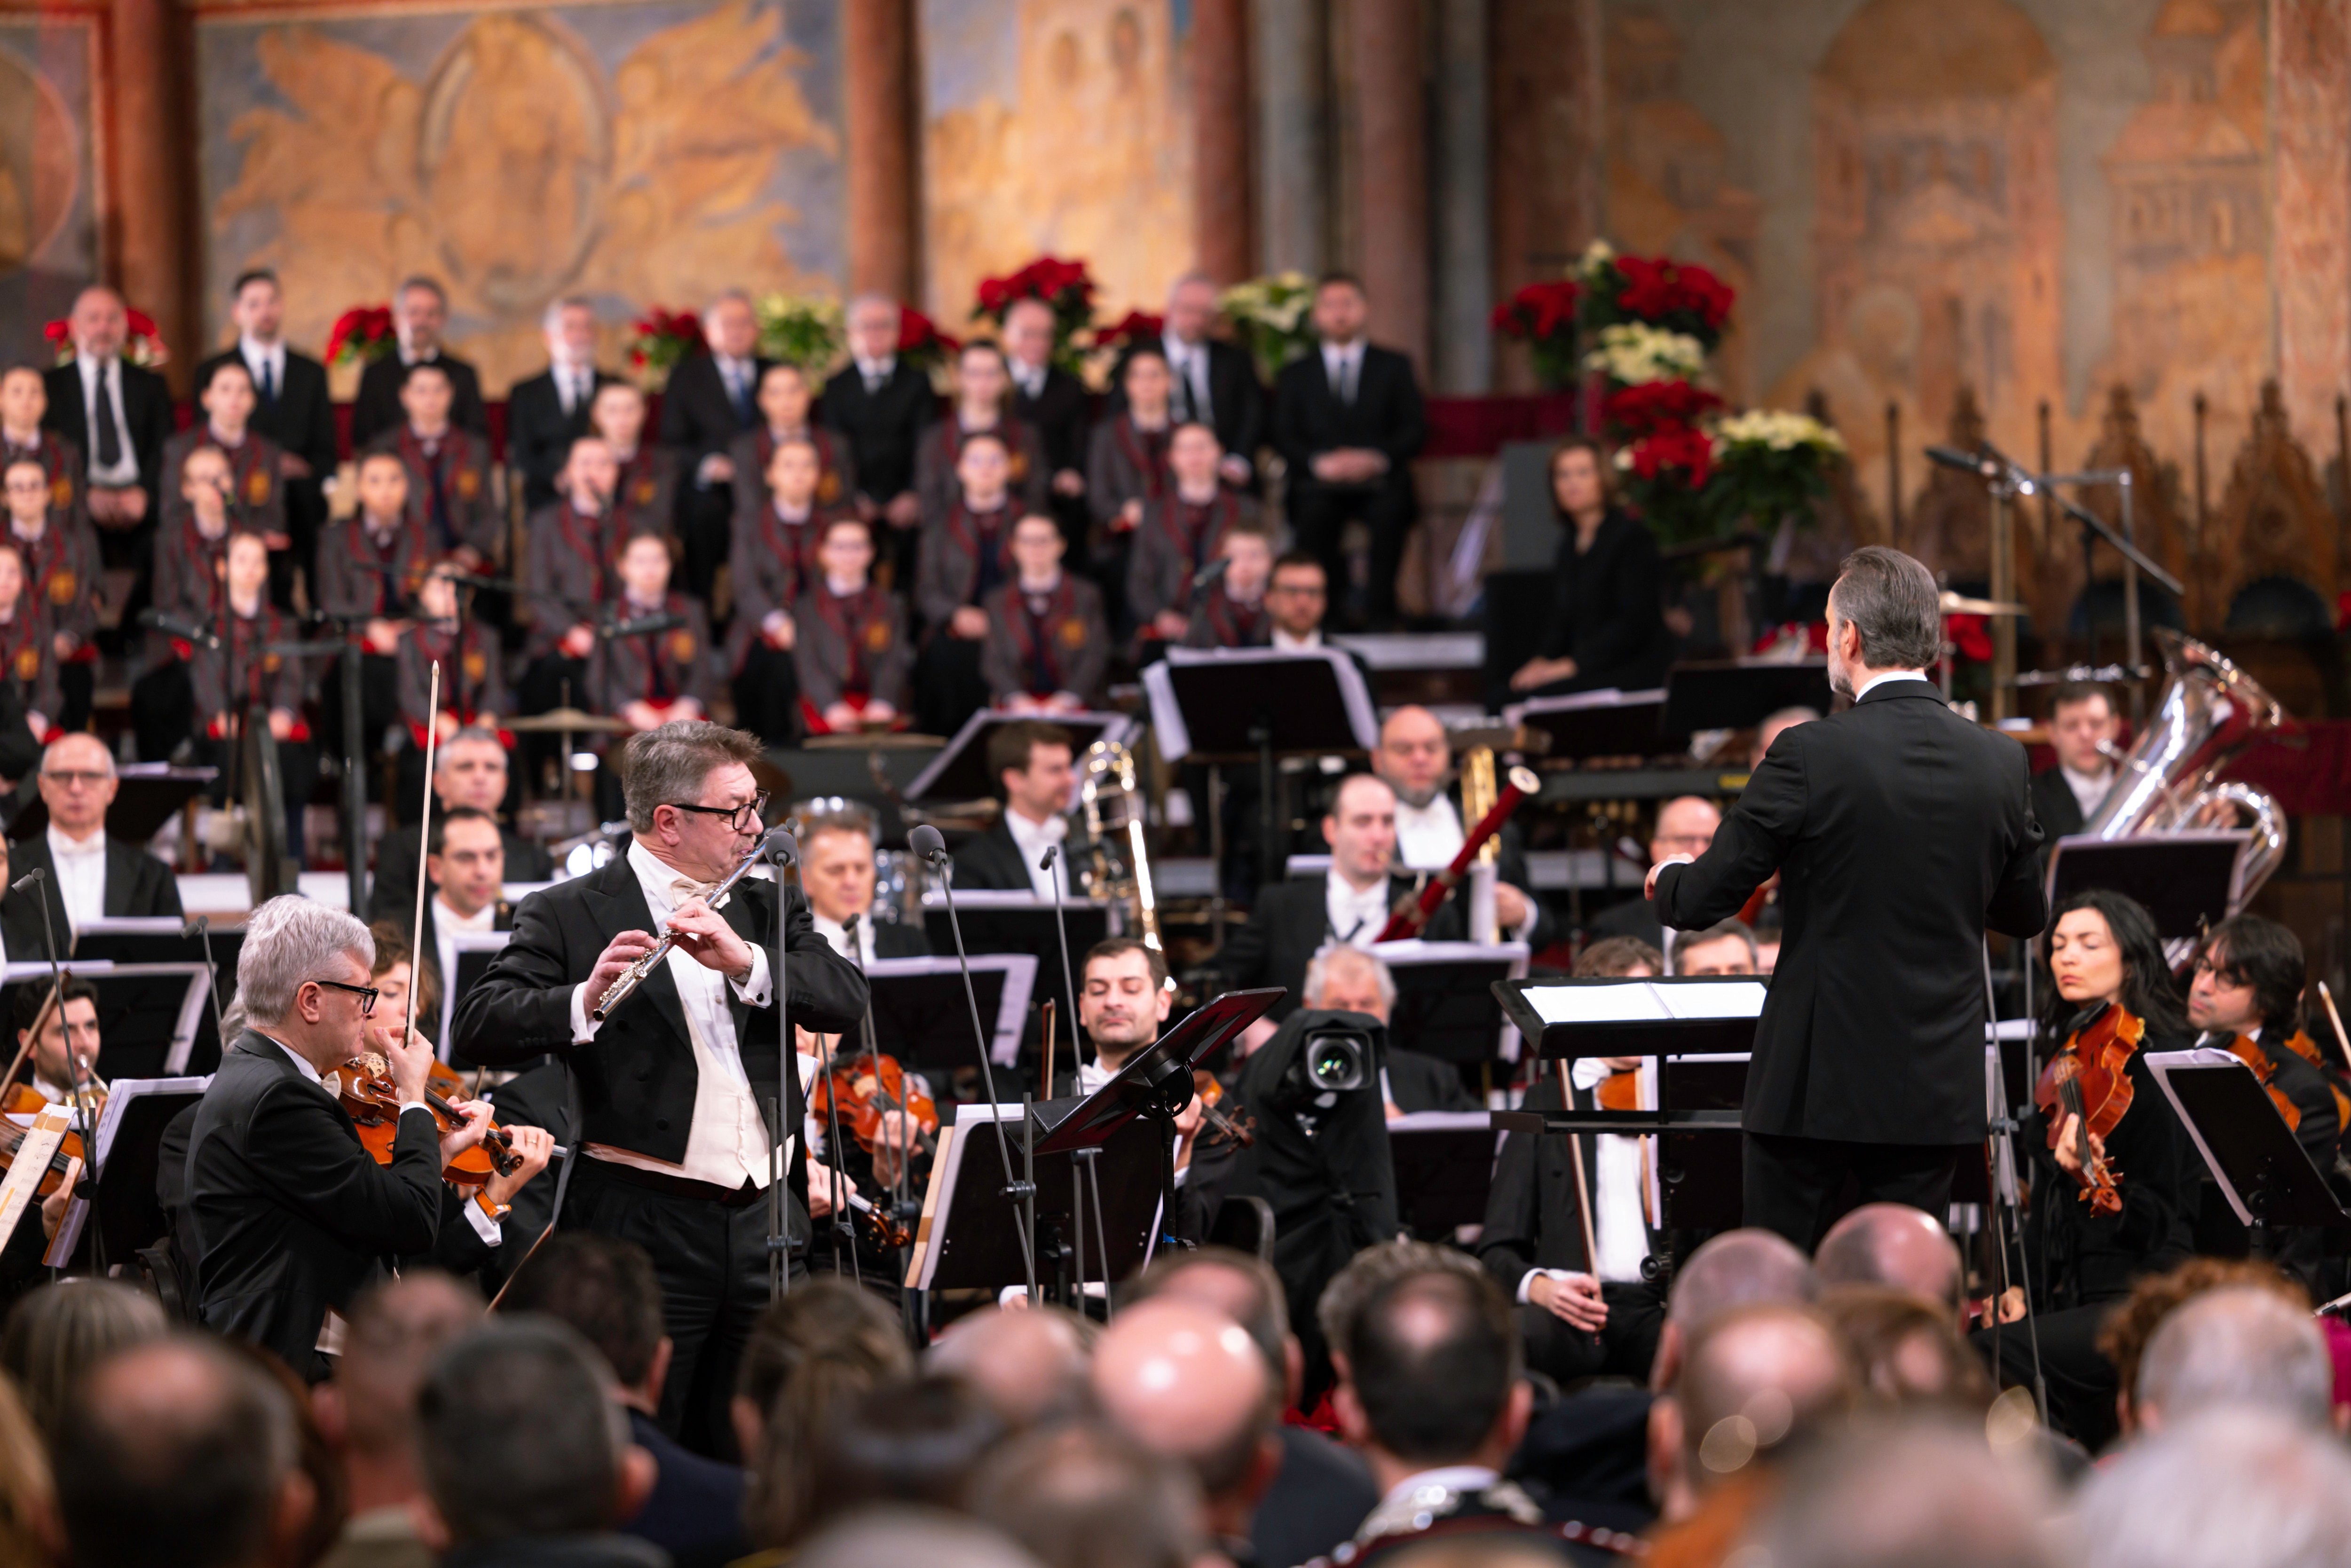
1375, 765, 1540, 943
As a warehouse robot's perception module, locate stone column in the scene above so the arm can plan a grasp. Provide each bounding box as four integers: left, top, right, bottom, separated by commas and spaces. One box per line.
1192, 0, 1252, 283
1432, 0, 1491, 393
844, 0, 917, 302
1351, 0, 1427, 373
112, 0, 195, 392
2272, 0, 2351, 442
1489, 0, 1603, 392
1254, 0, 1326, 277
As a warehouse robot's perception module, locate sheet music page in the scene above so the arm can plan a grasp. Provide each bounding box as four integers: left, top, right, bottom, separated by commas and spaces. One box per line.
1656, 981, 1768, 1020
1529, 985, 1672, 1026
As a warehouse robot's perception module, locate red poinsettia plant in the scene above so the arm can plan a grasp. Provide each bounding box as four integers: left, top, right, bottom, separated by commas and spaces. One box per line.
1489, 279, 1582, 389
44, 308, 169, 369
1599, 378, 1724, 440
1091, 310, 1165, 353
324, 305, 395, 370
896, 304, 962, 374
628, 307, 705, 392
1611, 425, 1716, 547
973, 256, 1097, 372
1579, 245, 1734, 351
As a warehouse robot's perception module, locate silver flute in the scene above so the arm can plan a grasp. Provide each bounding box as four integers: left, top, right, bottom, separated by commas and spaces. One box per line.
589, 842, 771, 1022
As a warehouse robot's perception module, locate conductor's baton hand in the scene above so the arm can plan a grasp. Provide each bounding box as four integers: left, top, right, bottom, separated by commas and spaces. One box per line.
1644, 853, 1693, 902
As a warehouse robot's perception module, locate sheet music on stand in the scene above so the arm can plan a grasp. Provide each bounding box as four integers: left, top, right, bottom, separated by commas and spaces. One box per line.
2146, 1048, 2351, 1231
865, 954, 1036, 1069
1141, 646, 1380, 763
51, 1074, 211, 1269
1501, 688, 1667, 762
2044, 832, 2249, 941
1494, 975, 1768, 1064
906, 709, 1137, 803
1374, 940, 1530, 1063
1388, 1110, 1541, 1236
903, 1103, 1165, 1292
920, 892, 1107, 1036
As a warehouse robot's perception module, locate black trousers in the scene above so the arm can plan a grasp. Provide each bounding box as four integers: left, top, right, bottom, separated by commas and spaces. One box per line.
731, 643, 804, 749
1520, 1278, 1667, 1387
1288, 479, 1414, 628
1742, 1131, 1967, 1252
562, 1157, 808, 1459
1973, 1297, 2127, 1452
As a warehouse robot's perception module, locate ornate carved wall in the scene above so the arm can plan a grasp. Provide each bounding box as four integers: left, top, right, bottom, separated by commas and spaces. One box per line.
0, 4, 106, 367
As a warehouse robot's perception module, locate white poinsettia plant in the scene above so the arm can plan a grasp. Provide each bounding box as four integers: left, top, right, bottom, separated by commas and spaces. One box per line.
1583, 322, 1706, 387
1712, 409, 1847, 457
1220, 271, 1318, 382
1711, 409, 1848, 534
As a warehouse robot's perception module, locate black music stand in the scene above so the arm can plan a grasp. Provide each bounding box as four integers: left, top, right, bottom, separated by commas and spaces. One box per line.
6, 765, 214, 843
2147, 1048, 2351, 1256
905, 709, 1136, 804
444, 932, 513, 1070
905, 1103, 1167, 1297
1375, 941, 1531, 1064
865, 955, 1034, 1072
922, 896, 1106, 1046
1506, 690, 1668, 763
87, 1077, 207, 1269
72, 919, 246, 979
87, 966, 211, 1080
2044, 833, 2248, 940
1660, 662, 1834, 740
1388, 1110, 1541, 1237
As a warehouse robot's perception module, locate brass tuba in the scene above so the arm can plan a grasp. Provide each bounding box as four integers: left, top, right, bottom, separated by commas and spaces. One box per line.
2078, 630, 2290, 907
1078, 739, 1162, 952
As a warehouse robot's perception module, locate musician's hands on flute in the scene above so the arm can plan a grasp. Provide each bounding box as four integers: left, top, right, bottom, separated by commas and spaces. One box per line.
585, 930, 663, 1016
667, 898, 754, 981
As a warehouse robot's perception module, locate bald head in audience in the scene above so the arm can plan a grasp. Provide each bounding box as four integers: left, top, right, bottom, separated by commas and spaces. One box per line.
1128, 1246, 1303, 1409
926, 1306, 1094, 1430
1654, 1227, 1820, 1389
315, 1271, 481, 1517
2135, 1285, 2340, 1434
1815, 1203, 1964, 1309
1754, 1418, 2061, 1568
1092, 1299, 1281, 1545
1659, 1304, 1854, 1524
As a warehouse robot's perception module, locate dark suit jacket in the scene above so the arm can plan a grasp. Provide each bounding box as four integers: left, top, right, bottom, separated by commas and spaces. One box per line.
371, 824, 554, 924
622, 1406, 748, 1568
1655, 679, 2047, 1143
196, 347, 339, 479
872, 919, 933, 959
508, 367, 619, 514
42, 360, 172, 496
187, 1032, 444, 1375
820, 361, 936, 504
1011, 364, 1091, 477
1385, 1046, 1477, 1113
947, 817, 1041, 893
1271, 344, 1426, 496
2029, 765, 2093, 843
351, 350, 489, 449
450, 851, 868, 1167
1536, 510, 1672, 691
1247, 1424, 1381, 1568
659, 353, 769, 465
1113, 338, 1266, 478
1216, 875, 1465, 1021
9, 832, 183, 952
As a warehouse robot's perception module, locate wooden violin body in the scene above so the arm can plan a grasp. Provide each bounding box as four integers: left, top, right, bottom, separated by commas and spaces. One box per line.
2219, 1034, 2302, 1132
329, 1055, 521, 1187
812, 1050, 940, 1156
1193, 1068, 1257, 1149
0, 1083, 84, 1197
2034, 1002, 2146, 1218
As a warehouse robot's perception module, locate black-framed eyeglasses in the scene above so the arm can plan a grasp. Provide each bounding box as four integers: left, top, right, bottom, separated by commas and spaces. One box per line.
665, 789, 769, 833
312, 978, 379, 1015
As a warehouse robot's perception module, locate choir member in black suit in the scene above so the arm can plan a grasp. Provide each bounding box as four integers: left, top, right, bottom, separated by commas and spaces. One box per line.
1183, 514, 1277, 649
190, 529, 314, 861
1003, 297, 1090, 552
506, 296, 617, 516
949, 719, 1077, 895
41, 287, 172, 571
1214, 773, 1466, 1021
1157, 273, 1266, 487
451, 721, 870, 1449
187, 896, 507, 1378
658, 291, 768, 602
129, 443, 233, 760
363, 361, 500, 564
314, 452, 425, 779
2029, 680, 2122, 843
730, 362, 857, 531
0, 543, 60, 740
591, 380, 678, 547
1508, 438, 1671, 699
728, 436, 829, 746
1271, 274, 1427, 630
1129, 421, 1254, 644
913, 340, 1049, 525
821, 293, 935, 535
912, 430, 1017, 737
160, 359, 288, 547
1, 450, 100, 733
593, 530, 718, 734
349, 276, 489, 448
198, 269, 339, 608
1651, 547, 2046, 1246
982, 512, 1109, 712
793, 516, 908, 735
1, 364, 87, 536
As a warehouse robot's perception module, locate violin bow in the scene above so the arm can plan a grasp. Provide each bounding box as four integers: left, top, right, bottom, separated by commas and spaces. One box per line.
1554, 1058, 1602, 1295
1041, 998, 1057, 1101
2319, 983, 2351, 1075
404, 662, 439, 1062
0, 975, 67, 1099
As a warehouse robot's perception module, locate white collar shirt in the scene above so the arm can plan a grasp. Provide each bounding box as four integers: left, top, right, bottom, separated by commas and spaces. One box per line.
239, 336, 287, 399
1011, 359, 1048, 401
1164, 332, 1211, 419
45, 824, 106, 933
1270, 625, 1322, 652
2060, 763, 2114, 818
568, 839, 778, 1189
1003, 809, 1070, 902
74, 355, 138, 487
1854, 669, 1933, 702
855, 355, 896, 390
812, 911, 876, 968
1321, 341, 1365, 403
1393, 793, 1465, 872
1325, 870, 1390, 949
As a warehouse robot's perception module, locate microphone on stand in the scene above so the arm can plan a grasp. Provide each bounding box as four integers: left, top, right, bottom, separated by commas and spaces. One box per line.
1038, 843, 1085, 1095
760, 826, 798, 1299
911, 822, 1040, 1302
1188, 555, 1231, 594
182, 916, 233, 1051
1922, 445, 1998, 478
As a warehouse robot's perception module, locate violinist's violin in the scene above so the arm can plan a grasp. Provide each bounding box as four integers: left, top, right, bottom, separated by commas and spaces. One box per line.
328, 1052, 522, 1186
0, 1082, 85, 1198
2034, 1002, 2145, 1217
1192, 1068, 1257, 1149
812, 1050, 940, 1157
2218, 1034, 2302, 1132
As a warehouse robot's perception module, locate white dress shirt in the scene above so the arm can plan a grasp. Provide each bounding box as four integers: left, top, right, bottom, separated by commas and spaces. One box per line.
1853, 670, 1933, 701
1002, 809, 1070, 901
1164, 332, 1212, 421
1011, 358, 1049, 402
238, 335, 287, 403
855, 354, 896, 391
555, 360, 597, 417
1270, 625, 1323, 651
46, 824, 106, 934
1393, 794, 1466, 871
570, 840, 778, 1189
813, 910, 876, 968
2060, 763, 2114, 819
1325, 869, 1390, 949
75, 355, 138, 487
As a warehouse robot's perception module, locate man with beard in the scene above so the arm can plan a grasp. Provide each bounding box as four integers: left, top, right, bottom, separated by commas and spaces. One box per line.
1371, 704, 1546, 947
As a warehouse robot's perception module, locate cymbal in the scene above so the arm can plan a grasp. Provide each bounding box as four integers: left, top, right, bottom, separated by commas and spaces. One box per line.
505, 708, 636, 734
1938, 592, 2030, 617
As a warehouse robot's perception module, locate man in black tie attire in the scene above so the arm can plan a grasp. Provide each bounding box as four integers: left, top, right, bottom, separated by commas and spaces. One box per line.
1004, 297, 1091, 555
349, 276, 489, 449
2028, 679, 2122, 843
1272, 274, 1427, 630
42, 285, 173, 603
507, 295, 617, 516
197, 269, 339, 610
1649, 546, 2047, 1248
452, 720, 869, 1454
1123, 272, 1264, 489
820, 293, 934, 554
658, 291, 769, 602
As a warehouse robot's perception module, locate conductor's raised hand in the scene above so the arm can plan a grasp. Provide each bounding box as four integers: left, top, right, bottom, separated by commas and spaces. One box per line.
666, 898, 755, 981
585, 929, 662, 1015
1644, 853, 1694, 902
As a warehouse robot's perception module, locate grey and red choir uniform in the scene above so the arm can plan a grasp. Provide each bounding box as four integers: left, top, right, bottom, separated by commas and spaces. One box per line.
2, 431, 88, 534
728, 424, 858, 527
1127, 488, 1255, 638
914, 497, 1014, 633
397, 618, 509, 749
793, 582, 909, 731
515, 499, 617, 772
725, 499, 829, 747
1084, 413, 1174, 535
190, 599, 314, 860
160, 426, 288, 540
912, 414, 1050, 522
12, 510, 103, 733
588, 593, 718, 722
1183, 579, 1272, 649
0, 595, 61, 738
313, 514, 428, 777
365, 425, 501, 560
607, 445, 680, 548
129, 514, 232, 759
980, 573, 1108, 710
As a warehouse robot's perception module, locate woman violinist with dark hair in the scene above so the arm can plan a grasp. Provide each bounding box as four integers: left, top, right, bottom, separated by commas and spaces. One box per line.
1978, 887, 2198, 1450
